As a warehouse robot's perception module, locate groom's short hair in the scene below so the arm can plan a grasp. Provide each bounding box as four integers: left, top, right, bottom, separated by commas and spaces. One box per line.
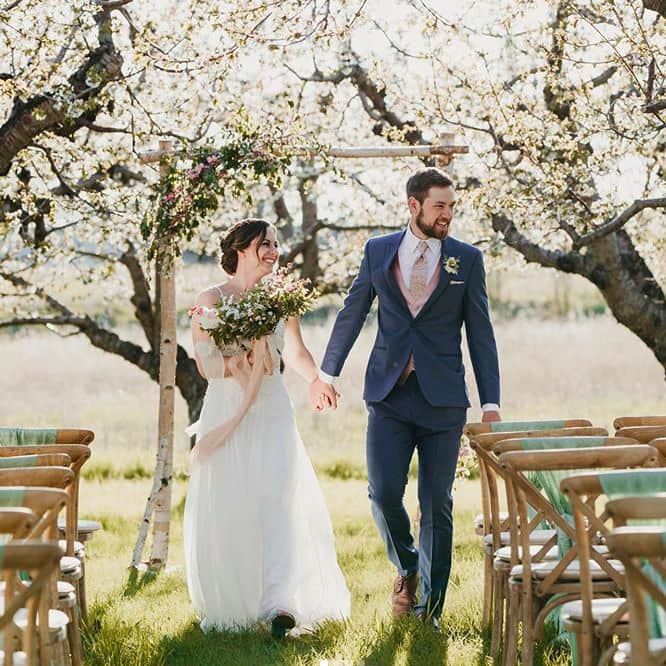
406, 168, 454, 204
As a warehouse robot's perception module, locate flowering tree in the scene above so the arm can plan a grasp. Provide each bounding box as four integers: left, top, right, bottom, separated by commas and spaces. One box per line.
2, 0, 665, 428
0, 0, 362, 427
281, 0, 666, 375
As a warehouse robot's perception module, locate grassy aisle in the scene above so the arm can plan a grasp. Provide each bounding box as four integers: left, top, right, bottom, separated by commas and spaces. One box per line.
79, 475, 569, 666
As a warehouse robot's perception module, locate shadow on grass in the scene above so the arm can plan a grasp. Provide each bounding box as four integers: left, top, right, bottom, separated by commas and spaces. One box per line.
159, 617, 352, 665
362, 616, 448, 666
122, 568, 161, 598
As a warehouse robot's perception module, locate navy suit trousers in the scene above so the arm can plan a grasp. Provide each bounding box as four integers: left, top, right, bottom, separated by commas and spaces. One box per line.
366, 373, 466, 618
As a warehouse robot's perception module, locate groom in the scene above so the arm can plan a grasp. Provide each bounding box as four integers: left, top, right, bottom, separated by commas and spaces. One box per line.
311, 167, 501, 626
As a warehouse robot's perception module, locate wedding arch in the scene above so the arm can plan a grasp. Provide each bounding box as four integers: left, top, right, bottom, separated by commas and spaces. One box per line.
132, 130, 468, 571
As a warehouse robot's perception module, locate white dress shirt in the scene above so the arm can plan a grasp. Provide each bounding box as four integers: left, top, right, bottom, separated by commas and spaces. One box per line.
319, 225, 498, 413
398, 225, 441, 287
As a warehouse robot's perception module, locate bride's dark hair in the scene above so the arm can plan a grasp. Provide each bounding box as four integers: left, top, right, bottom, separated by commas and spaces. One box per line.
220, 218, 270, 275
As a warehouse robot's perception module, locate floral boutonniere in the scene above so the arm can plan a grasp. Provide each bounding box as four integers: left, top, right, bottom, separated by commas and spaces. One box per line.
443, 255, 461, 275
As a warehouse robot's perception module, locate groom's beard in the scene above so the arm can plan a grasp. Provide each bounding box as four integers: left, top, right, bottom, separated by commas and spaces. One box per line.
415, 209, 450, 239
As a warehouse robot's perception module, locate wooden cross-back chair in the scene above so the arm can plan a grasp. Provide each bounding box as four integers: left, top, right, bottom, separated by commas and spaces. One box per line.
0, 470, 79, 666
0, 487, 69, 666
605, 495, 666, 666
0, 432, 98, 622
0, 542, 63, 666
0, 428, 98, 544
468, 425, 607, 656
497, 445, 659, 666
560, 470, 666, 665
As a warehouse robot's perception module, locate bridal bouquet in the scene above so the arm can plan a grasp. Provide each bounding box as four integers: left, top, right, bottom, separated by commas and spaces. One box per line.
189, 267, 318, 352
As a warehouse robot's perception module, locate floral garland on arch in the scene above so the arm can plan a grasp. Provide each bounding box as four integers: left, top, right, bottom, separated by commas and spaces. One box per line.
141, 122, 295, 261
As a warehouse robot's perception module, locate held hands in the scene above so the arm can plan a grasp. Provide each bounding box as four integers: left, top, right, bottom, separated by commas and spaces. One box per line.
309, 377, 340, 413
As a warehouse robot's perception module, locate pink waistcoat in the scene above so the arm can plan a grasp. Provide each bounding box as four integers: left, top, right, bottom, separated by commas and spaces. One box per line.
391, 257, 441, 383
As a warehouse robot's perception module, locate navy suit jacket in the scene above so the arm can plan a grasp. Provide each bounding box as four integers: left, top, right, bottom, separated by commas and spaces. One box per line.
321, 231, 500, 408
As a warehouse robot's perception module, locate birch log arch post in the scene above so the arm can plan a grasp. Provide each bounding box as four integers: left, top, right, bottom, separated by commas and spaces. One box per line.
130, 133, 468, 571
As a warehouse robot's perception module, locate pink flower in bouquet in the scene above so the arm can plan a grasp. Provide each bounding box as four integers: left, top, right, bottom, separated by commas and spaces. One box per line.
187, 305, 203, 317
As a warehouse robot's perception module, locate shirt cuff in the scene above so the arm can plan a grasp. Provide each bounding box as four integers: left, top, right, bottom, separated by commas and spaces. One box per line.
481, 403, 500, 412
318, 369, 337, 384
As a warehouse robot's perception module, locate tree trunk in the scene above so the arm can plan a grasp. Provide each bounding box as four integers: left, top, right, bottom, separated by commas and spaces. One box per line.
583, 231, 666, 377
298, 173, 320, 282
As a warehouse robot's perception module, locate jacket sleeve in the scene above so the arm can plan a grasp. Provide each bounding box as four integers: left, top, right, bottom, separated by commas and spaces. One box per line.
463, 250, 500, 406
321, 241, 377, 377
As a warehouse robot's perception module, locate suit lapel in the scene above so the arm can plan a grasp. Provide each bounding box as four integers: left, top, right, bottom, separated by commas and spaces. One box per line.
415, 236, 452, 320
381, 231, 410, 311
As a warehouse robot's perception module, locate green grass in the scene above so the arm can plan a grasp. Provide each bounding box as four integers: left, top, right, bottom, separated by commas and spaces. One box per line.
78, 476, 570, 666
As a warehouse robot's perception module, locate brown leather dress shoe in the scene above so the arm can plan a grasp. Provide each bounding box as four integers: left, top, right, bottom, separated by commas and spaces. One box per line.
391, 572, 418, 616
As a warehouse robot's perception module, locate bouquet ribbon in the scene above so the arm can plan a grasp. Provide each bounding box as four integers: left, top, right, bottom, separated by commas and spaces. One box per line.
190, 336, 274, 464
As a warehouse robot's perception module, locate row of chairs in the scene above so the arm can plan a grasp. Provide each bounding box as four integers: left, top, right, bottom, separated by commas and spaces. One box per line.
466, 415, 666, 665
0, 428, 101, 665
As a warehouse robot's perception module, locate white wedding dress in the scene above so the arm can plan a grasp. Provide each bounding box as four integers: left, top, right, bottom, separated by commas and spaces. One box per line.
184, 320, 350, 632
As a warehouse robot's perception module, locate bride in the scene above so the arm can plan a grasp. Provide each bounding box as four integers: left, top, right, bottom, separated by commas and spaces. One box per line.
184, 218, 350, 637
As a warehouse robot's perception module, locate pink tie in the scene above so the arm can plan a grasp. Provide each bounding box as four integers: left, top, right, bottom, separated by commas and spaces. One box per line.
409, 241, 428, 300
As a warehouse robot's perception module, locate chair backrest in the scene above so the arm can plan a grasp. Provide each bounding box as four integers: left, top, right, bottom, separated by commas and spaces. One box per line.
0, 541, 62, 664
0, 427, 94, 446
0, 486, 68, 544
605, 496, 666, 664
465, 418, 593, 437
0, 467, 73, 489
0, 453, 71, 469
613, 416, 666, 430
492, 435, 637, 455
498, 445, 659, 597
0, 507, 37, 539
606, 495, 666, 525
615, 425, 666, 444
469, 426, 607, 550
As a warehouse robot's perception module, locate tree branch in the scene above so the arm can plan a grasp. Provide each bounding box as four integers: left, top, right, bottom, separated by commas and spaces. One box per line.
573, 198, 666, 248
491, 213, 585, 274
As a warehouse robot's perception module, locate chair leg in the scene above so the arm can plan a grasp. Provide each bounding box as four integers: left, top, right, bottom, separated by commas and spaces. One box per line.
66, 605, 82, 666
483, 551, 494, 628
77, 560, 88, 623
503, 581, 520, 666
491, 566, 505, 657
520, 583, 535, 666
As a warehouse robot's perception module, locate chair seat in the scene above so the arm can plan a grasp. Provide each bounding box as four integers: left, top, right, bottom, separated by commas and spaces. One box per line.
0, 580, 75, 598
474, 511, 508, 534
60, 555, 82, 576
0, 602, 69, 640
494, 545, 559, 562
58, 539, 85, 556
0, 651, 26, 666
510, 558, 625, 581
57, 518, 102, 532
484, 529, 555, 548
614, 638, 666, 664
561, 597, 628, 625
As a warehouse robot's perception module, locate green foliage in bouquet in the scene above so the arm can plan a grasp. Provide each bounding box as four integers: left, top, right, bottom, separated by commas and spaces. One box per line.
191, 268, 318, 352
